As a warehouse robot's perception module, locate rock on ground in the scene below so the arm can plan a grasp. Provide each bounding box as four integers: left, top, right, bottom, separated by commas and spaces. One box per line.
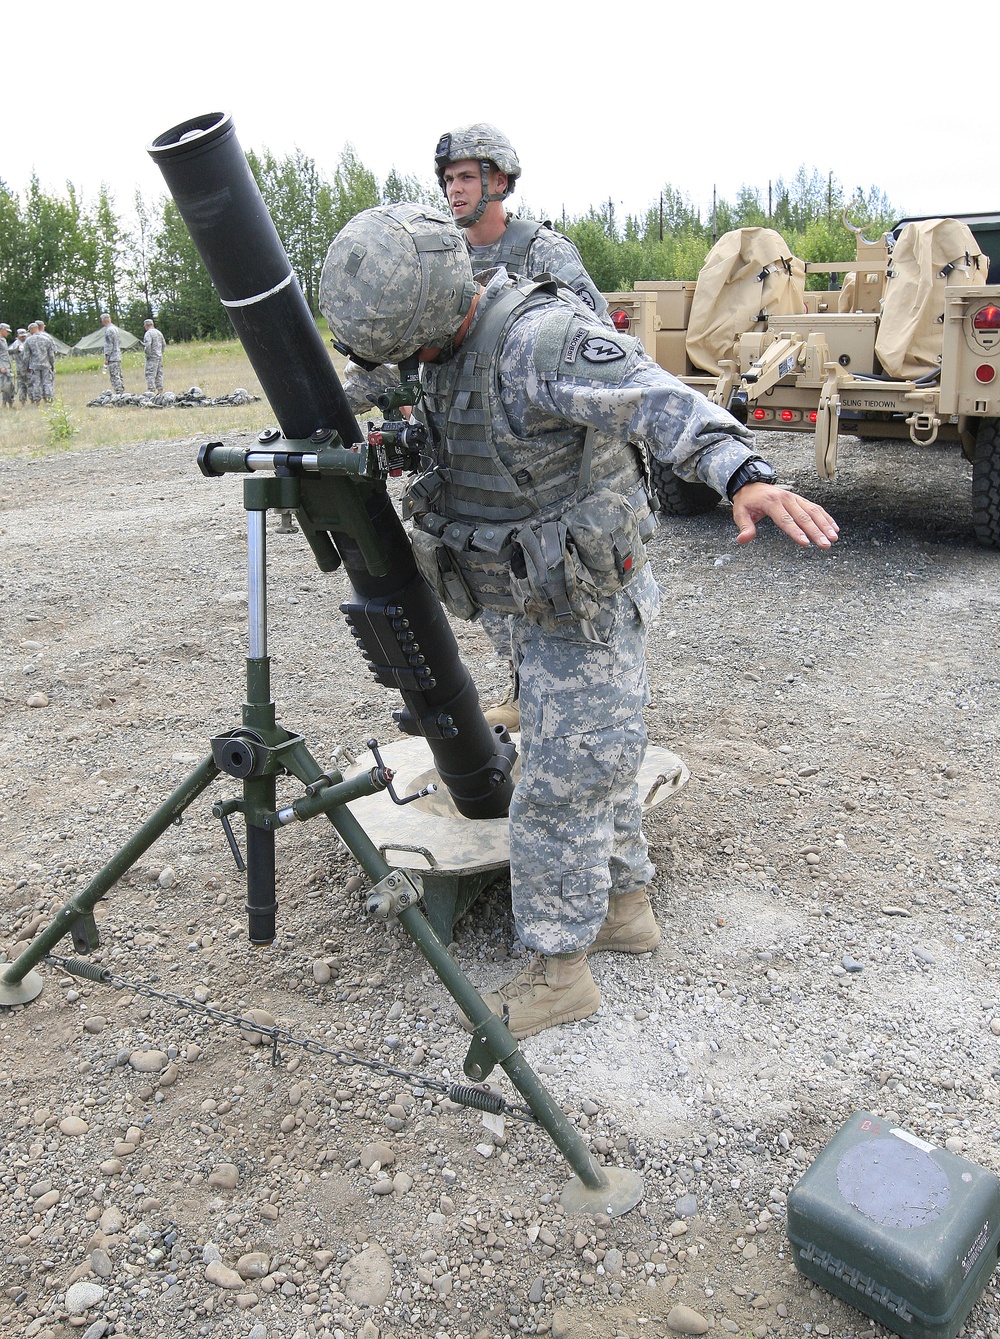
0, 429, 998, 1339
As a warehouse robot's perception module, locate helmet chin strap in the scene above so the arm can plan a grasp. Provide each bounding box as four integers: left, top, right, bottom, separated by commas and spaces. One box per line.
452, 161, 506, 229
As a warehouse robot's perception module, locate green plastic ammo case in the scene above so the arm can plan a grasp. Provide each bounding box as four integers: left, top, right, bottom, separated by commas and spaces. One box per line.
787, 1111, 1000, 1339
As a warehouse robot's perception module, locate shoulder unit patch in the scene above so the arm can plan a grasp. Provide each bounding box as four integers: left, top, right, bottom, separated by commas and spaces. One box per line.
579, 335, 625, 363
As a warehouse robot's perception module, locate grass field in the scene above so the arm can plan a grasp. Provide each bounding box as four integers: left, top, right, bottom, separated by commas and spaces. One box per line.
0, 331, 353, 458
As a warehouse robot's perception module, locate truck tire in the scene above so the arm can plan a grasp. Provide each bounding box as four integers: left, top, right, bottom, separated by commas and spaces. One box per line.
972, 418, 1000, 549
650, 458, 722, 516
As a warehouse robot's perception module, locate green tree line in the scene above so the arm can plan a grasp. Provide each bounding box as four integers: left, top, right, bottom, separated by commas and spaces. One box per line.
556, 168, 897, 294
0, 153, 896, 346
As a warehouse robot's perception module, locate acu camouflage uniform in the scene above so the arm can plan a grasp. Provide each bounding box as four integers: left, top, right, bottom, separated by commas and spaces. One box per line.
22, 331, 48, 403
0, 333, 13, 406
467, 217, 610, 323
342, 224, 610, 414
143, 324, 165, 390
38, 329, 56, 402
12, 333, 29, 403
404, 266, 755, 955
103, 322, 125, 393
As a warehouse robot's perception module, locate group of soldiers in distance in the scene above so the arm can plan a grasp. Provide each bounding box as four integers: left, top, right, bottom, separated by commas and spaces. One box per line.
0, 319, 58, 406
0, 316, 166, 407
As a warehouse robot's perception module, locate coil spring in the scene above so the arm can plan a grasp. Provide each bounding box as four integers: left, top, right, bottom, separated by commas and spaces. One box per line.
61, 958, 112, 983
447, 1083, 506, 1115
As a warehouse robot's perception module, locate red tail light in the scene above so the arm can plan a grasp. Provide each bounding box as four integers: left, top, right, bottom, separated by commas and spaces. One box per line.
976, 364, 996, 383
780, 409, 794, 422
973, 305, 1000, 330
809, 410, 817, 423
611, 309, 630, 332
752, 408, 767, 421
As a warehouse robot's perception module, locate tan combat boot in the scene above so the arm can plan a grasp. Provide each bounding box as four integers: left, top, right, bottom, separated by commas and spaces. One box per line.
589, 889, 661, 955
484, 661, 520, 732
458, 952, 601, 1040
483, 699, 520, 731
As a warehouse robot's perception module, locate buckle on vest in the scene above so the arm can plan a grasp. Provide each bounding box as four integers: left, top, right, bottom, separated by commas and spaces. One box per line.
611, 526, 634, 578
443, 522, 475, 553
471, 524, 516, 556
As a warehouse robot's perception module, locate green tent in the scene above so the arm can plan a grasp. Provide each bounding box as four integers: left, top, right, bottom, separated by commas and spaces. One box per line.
71, 326, 142, 356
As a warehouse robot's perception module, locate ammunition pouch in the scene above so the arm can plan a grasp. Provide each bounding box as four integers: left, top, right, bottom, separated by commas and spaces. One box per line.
412, 488, 647, 637
411, 518, 518, 621
511, 489, 647, 637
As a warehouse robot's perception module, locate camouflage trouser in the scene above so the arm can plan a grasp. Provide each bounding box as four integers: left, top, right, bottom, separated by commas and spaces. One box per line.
17, 369, 27, 402
27, 367, 43, 402
145, 355, 163, 391
0, 370, 13, 405
506, 564, 660, 955
40, 366, 54, 401
108, 359, 125, 394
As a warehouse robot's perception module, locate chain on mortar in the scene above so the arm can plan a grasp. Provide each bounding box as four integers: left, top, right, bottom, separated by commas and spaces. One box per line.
46, 953, 537, 1124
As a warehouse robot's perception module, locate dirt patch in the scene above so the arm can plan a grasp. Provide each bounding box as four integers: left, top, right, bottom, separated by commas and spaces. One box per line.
0, 428, 998, 1339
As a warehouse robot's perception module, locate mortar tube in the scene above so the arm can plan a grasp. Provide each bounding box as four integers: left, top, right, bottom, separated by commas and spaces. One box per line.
147, 113, 513, 821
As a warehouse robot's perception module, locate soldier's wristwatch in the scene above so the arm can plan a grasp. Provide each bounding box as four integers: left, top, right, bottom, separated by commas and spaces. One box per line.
726, 457, 778, 501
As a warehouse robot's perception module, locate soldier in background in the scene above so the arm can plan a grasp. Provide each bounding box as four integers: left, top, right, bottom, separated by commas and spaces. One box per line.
321, 204, 840, 1040
101, 313, 125, 394
143, 318, 165, 391
22, 322, 47, 404
0, 323, 14, 408
434, 122, 609, 321
12, 328, 29, 405
35, 319, 56, 401
432, 125, 618, 730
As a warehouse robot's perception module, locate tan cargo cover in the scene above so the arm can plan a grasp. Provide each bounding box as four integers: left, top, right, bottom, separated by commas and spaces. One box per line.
685, 228, 805, 374
875, 219, 988, 379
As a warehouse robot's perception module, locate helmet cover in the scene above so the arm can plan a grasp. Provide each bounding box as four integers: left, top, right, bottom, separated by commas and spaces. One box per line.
320, 204, 476, 365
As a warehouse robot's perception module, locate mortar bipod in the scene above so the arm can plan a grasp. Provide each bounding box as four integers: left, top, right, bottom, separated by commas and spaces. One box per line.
0, 461, 644, 1218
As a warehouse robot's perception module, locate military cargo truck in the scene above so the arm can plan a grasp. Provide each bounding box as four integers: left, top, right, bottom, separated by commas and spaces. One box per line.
604, 216, 1000, 547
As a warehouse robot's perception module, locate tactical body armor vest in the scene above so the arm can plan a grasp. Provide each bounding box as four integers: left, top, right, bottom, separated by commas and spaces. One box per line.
405, 277, 656, 627
479, 217, 548, 279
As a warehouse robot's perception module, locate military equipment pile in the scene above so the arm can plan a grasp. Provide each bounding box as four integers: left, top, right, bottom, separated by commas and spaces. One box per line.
86, 387, 260, 409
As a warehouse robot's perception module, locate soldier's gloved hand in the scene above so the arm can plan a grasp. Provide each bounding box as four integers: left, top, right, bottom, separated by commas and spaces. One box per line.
732, 483, 840, 549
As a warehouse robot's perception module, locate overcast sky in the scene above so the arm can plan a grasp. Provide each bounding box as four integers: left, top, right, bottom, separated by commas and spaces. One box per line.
6, 2, 990, 233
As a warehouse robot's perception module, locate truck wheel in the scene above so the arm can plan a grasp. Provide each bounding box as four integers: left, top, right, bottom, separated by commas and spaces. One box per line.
972, 418, 1000, 548
650, 458, 721, 516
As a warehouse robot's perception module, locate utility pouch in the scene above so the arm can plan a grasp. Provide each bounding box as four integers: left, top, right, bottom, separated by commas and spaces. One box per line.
410, 526, 478, 620
510, 518, 601, 634
563, 487, 647, 597
403, 468, 444, 521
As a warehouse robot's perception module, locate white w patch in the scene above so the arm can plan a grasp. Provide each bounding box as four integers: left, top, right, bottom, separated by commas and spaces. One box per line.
580, 337, 625, 363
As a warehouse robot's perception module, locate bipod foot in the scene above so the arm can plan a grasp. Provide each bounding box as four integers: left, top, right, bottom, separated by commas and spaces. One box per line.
561, 1165, 645, 1219
0, 968, 45, 1007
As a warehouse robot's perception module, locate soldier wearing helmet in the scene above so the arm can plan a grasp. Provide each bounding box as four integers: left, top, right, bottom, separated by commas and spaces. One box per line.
12, 329, 29, 405
0, 323, 13, 408
321, 204, 839, 1041
433, 122, 609, 321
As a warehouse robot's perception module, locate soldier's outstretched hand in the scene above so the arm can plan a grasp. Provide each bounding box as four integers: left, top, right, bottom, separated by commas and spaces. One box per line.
731, 483, 840, 549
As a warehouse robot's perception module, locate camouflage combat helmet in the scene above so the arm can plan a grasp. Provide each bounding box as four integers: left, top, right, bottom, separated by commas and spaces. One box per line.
320, 204, 477, 367
433, 123, 521, 228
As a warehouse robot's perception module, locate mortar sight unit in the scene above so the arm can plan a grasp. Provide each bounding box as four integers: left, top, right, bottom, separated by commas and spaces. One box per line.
147, 111, 515, 822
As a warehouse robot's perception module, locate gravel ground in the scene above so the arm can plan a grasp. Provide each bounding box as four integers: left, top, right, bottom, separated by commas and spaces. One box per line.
0, 425, 998, 1339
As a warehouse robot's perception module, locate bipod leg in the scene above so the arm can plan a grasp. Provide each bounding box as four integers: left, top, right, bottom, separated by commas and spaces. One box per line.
321, 796, 643, 1217
396, 901, 643, 1218
0, 755, 220, 1007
